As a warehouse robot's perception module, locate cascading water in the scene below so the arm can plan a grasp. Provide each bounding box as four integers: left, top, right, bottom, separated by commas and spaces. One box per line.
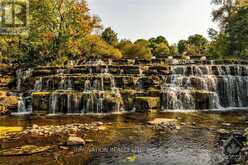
17, 96, 26, 113
50, 94, 57, 114
44, 63, 124, 115
160, 65, 248, 110
84, 80, 91, 91
34, 77, 43, 91
13, 95, 32, 115
16, 60, 248, 115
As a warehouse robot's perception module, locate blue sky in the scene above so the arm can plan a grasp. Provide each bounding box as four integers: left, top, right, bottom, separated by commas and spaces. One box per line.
87, 0, 217, 44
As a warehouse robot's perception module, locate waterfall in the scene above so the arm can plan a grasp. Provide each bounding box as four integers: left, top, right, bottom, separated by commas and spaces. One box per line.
16, 70, 22, 91
111, 77, 116, 89
17, 96, 26, 113
17, 69, 33, 91
139, 67, 144, 76
86, 93, 94, 113
101, 76, 104, 91
34, 77, 43, 91
74, 94, 80, 113
84, 80, 91, 92
50, 93, 58, 114
59, 78, 65, 90
96, 97, 103, 113
67, 94, 71, 113
14, 95, 32, 114
160, 65, 248, 110
21, 60, 248, 115
67, 78, 73, 90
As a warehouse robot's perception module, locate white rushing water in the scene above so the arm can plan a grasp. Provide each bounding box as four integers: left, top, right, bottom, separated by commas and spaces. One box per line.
160, 65, 248, 111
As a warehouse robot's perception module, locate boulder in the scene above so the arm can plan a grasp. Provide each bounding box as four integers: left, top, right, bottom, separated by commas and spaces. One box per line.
32, 124, 39, 129
200, 56, 207, 61
66, 136, 86, 146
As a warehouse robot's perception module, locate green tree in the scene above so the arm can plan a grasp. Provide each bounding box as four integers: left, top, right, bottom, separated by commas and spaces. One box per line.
169, 44, 177, 56
117, 39, 152, 60
83, 35, 122, 60
101, 27, 118, 46
178, 40, 188, 54
188, 34, 209, 55
130, 43, 152, 60
153, 43, 170, 57
225, 5, 248, 56
148, 36, 170, 57
177, 35, 208, 56
24, 0, 101, 65
211, 0, 237, 29
117, 39, 133, 56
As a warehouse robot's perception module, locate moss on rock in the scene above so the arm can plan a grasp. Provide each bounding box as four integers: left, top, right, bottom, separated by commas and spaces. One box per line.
134, 97, 160, 112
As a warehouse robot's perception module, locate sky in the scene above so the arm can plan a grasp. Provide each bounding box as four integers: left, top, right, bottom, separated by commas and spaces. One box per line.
87, 0, 218, 44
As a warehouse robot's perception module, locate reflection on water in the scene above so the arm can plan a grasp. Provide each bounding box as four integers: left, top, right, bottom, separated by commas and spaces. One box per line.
87, 128, 218, 165
0, 111, 248, 165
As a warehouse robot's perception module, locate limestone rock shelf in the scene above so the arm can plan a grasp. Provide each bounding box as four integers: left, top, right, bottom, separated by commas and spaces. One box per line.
13, 60, 248, 114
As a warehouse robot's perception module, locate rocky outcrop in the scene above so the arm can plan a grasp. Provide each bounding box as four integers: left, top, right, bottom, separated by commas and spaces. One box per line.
66, 136, 85, 146
0, 145, 52, 156
9, 59, 248, 114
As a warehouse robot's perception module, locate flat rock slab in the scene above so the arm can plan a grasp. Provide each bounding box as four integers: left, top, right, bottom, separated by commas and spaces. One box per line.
66, 136, 86, 146
0, 145, 52, 156
147, 118, 178, 125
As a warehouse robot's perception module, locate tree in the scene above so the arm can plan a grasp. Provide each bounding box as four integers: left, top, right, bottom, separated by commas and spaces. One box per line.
135, 39, 150, 47
208, 1, 248, 59
225, 5, 248, 56
129, 43, 152, 60
150, 36, 169, 45
24, 0, 101, 65
169, 44, 177, 56
101, 27, 118, 46
177, 35, 208, 56
153, 43, 170, 57
83, 35, 122, 60
211, 0, 237, 29
117, 39, 152, 60
208, 33, 230, 58
148, 36, 170, 57
117, 39, 133, 56
178, 40, 188, 54
208, 28, 219, 40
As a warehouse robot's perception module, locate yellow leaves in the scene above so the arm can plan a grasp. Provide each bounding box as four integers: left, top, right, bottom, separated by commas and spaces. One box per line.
41, 32, 55, 40
65, 40, 82, 56
0, 126, 23, 139
66, 27, 76, 35
84, 35, 123, 59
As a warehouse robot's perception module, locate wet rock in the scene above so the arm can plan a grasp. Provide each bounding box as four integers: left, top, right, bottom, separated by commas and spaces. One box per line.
95, 121, 103, 126
66, 136, 86, 146
217, 129, 230, 134
200, 56, 207, 61
148, 118, 178, 130
222, 123, 231, 126
85, 139, 94, 143
192, 122, 196, 126
97, 126, 107, 131
147, 118, 177, 125
32, 124, 39, 129
59, 146, 69, 150
0, 145, 52, 156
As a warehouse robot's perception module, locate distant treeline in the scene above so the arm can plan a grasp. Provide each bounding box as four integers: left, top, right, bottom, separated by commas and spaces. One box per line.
0, 0, 248, 66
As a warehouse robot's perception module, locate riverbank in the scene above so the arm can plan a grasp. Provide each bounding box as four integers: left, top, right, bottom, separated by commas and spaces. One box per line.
0, 111, 248, 165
